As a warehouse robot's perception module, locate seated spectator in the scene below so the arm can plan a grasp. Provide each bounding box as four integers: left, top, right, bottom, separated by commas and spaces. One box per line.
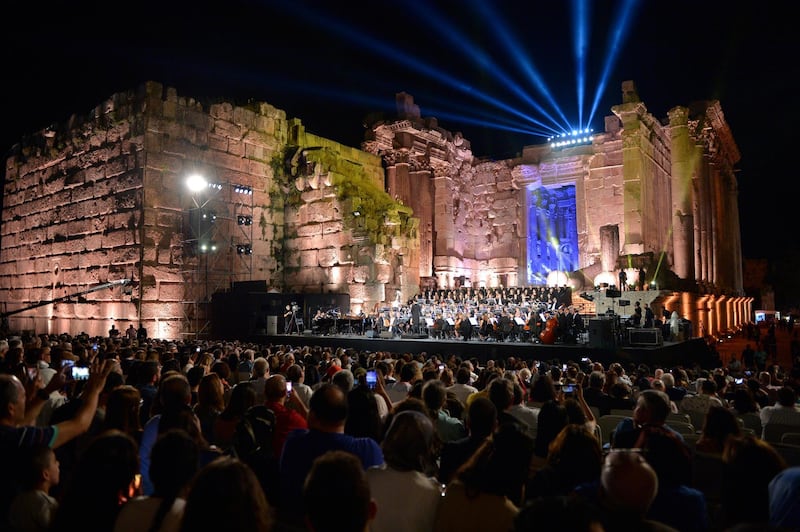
760, 386, 800, 433
719, 435, 788, 529
612, 389, 685, 449
366, 411, 441, 531
606, 381, 637, 411
422, 379, 466, 443
532, 400, 569, 470
435, 423, 534, 531
180, 456, 272, 532
304, 450, 376, 532
447, 366, 478, 406
525, 423, 602, 501
574, 448, 675, 531
50, 430, 141, 532
660, 372, 687, 403
278, 383, 383, 527
680, 378, 724, 427
769, 466, 800, 530
7, 444, 60, 532
213, 381, 257, 453
582, 370, 611, 415
114, 428, 200, 532
696, 405, 742, 455
439, 396, 497, 485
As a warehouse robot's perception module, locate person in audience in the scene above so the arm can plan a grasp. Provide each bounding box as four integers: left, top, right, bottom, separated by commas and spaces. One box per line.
612, 389, 684, 448
249, 357, 270, 405
532, 400, 569, 470
180, 456, 273, 532
525, 423, 602, 501
213, 381, 257, 453
304, 450, 376, 532
447, 366, 478, 406
650, 379, 679, 413
759, 386, 800, 432
680, 378, 724, 426
49, 430, 141, 532
114, 428, 200, 532
434, 422, 534, 531
695, 405, 742, 455
278, 383, 383, 527
660, 372, 687, 403
507, 380, 539, 440
438, 396, 497, 485
769, 466, 800, 530
574, 448, 676, 531
0, 359, 114, 528
528, 373, 558, 407
102, 384, 144, 446
7, 444, 60, 532
719, 434, 788, 529
583, 370, 611, 416
286, 363, 313, 410
264, 374, 309, 458
139, 373, 193, 495
422, 379, 466, 443
366, 410, 441, 532
193, 373, 225, 445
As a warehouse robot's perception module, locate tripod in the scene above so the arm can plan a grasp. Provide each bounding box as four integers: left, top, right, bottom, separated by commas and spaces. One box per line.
284, 305, 304, 334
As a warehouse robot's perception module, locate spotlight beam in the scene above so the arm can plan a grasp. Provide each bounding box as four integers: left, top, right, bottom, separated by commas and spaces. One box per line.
572, 0, 590, 129
467, 0, 573, 132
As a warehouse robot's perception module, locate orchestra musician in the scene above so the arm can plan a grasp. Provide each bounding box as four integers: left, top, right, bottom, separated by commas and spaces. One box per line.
457, 311, 473, 341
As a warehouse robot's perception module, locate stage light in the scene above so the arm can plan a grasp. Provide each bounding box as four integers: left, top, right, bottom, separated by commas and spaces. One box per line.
547, 128, 594, 149
186, 173, 208, 192
198, 240, 217, 253
237, 215, 253, 226
236, 244, 253, 255
207, 182, 223, 191
233, 184, 253, 195
201, 210, 217, 222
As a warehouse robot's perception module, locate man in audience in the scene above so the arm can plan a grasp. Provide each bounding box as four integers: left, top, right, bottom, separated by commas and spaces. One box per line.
386, 362, 421, 405
279, 383, 383, 527
612, 389, 684, 448
660, 372, 687, 403
679, 378, 724, 428
438, 396, 497, 485
264, 374, 308, 458
447, 366, 478, 406
760, 386, 800, 432
583, 370, 611, 416
422, 379, 466, 443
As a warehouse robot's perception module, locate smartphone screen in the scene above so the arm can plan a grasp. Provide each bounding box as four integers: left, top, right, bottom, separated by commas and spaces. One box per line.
286, 381, 293, 396
366, 370, 377, 389
72, 366, 90, 381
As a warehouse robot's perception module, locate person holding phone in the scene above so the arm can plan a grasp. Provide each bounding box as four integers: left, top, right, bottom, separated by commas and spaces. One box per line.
263, 375, 308, 459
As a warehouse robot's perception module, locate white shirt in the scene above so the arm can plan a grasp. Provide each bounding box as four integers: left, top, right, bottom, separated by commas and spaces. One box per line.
760, 404, 800, 428
366, 466, 441, 532
446, 383, 478, 406
114, 496, 185, 532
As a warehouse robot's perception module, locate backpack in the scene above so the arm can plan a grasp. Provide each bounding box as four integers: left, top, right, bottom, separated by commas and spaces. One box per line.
233, 405, 277, 462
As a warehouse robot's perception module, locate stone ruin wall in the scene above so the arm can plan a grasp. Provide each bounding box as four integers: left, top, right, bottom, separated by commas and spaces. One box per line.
1, 82, 418, 337
0, 87, 149, 337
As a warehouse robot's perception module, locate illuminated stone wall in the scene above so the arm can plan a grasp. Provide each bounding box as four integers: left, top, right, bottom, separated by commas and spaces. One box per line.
1, 82, 417, 337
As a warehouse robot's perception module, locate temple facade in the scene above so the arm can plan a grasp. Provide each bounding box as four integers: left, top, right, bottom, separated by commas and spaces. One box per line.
0, 80, 752, 340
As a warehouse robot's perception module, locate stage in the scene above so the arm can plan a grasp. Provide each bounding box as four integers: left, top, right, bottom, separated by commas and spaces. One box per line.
250, 331, 718, 370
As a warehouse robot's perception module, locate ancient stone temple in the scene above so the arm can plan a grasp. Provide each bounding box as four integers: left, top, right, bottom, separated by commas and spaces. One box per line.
0, 80, 752, 339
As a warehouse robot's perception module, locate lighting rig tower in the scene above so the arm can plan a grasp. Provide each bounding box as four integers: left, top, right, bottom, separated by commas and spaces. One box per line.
233, 184, 254, 280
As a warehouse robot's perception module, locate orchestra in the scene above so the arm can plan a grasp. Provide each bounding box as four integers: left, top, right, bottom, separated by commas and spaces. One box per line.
299, 285, 586, 344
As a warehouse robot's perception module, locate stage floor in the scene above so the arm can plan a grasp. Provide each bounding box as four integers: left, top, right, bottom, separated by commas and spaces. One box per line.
251, 331, 717, 370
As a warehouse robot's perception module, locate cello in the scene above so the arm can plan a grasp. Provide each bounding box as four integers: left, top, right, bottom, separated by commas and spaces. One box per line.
539, 315, 559, 344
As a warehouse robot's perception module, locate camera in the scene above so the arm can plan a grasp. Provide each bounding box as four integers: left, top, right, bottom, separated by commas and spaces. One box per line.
366, 370, 377, 389
71, 366, 90, 381
286, 381, 293, 396
562, 383, 576, 394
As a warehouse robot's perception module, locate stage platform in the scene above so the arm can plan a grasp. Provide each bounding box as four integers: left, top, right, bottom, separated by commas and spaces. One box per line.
250, 332, 718, 370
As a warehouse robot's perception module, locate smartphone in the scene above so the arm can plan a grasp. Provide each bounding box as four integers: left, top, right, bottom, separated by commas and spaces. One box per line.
734, 377, 744, 385
562, 383, 576, 394
438, 364, 445, 371
562, 364, 568, 372
72, 366, 90, 381
366, 369, 377, 389
61, 359, 75, 369
196, 347, 201, 353
744, 371, 752, 377
581, 357, 590, 363
92, 343, 98, 351
286, 381, 293, 396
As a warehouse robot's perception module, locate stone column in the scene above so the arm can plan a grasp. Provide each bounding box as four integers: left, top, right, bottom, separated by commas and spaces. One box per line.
600, 225, 620, 273
667, 107, 694, 280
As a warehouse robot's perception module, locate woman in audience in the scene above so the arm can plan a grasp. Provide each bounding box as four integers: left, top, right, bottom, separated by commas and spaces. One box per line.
50, 430, 141, 532
435, 423, 534, 531
528, 374, 557, 407
525, 423, 602, 500
719, 434, 788, 529
180, 456, 273, 532
366, 411, 441, 532
696, 405, 742, 455
193, 373, 225, 445
102, 384, 144, 446
114, 429, 200, 532
213, 381, 257, 453
532, 400, 569, 470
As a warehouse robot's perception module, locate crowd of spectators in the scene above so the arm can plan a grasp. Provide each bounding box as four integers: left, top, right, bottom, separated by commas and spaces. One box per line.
0, 328, 799, 531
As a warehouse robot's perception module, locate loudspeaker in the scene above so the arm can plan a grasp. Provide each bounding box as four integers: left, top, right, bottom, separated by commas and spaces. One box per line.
628, 328, 663, 346
588, 318, 615, 349
302, 329, 313, 336
379, 331, 393, 339
365, 330, 376, 338
605, 289, 622, 298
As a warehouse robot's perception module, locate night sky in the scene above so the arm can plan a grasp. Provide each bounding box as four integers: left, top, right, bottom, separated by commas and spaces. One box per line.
3, 0, 798, 266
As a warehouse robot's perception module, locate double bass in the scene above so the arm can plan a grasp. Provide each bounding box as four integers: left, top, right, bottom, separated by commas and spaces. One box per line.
539, 314, 558, 344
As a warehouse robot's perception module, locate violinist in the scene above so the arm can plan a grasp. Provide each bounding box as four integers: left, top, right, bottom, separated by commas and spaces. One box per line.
478, 313, 494, 341
457, 312, 473, 341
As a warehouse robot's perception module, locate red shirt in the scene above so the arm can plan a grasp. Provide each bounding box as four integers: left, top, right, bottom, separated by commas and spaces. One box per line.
264, 400, 308, 458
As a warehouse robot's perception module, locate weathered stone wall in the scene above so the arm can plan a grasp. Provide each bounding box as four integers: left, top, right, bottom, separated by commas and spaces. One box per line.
1, 82, 417, 337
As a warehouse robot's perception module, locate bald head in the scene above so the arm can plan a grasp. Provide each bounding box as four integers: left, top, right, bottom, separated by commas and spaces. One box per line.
601, 450, 658, 516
